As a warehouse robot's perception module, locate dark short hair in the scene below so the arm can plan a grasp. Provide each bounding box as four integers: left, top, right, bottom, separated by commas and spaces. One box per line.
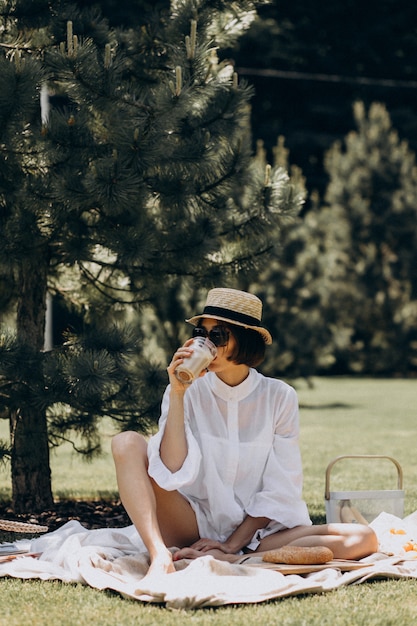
226, 323, 266, 367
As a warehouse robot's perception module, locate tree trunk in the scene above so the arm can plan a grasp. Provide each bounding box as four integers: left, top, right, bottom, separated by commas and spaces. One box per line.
10, 259, 53, 513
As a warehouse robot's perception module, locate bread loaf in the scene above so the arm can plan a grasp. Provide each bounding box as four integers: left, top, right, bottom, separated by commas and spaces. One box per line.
262, 545, 334, 565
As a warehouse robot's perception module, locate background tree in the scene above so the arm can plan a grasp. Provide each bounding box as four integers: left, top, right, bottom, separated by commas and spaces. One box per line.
248, 102, 417, 379
247, 138, 352, 381
0, 0, 303, 512
253, 202, 354, 381
323, 101, 417, 375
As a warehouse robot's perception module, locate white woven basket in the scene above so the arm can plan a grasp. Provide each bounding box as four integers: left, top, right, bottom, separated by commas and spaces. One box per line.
325, 455, 404, 524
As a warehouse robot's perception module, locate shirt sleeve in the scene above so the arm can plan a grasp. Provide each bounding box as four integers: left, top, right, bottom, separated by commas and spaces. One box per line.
245, 385, 312, 528
147, 385, 202, 491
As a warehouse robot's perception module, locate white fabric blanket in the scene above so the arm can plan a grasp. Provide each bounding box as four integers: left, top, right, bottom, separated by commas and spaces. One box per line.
2, 512, 417, 609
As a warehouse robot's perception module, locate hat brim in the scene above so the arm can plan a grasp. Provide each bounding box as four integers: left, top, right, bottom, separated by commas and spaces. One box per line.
186, 314, 272, 345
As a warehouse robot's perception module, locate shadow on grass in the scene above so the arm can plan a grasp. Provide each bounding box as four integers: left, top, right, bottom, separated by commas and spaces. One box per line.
300, 402, 354, 410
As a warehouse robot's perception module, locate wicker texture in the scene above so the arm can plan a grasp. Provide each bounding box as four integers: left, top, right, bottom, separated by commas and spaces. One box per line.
0, 519, 48, 533
186, 288, 272, 344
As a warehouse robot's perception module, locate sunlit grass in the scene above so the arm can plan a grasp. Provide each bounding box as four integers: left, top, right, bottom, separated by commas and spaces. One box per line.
0, 419, 120, 502
296, 377, 417, 520
1, 378, 417, 624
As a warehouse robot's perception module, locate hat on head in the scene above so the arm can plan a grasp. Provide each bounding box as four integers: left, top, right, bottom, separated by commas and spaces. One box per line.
186, 288, 272, 345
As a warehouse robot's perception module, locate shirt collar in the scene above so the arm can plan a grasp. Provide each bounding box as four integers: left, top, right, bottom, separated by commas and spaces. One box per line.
206, 368, 260, 402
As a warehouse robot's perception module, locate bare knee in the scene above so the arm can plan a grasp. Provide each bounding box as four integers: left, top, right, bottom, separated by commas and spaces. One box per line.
355, 525, 378, 558
111, 430, 147, 461
334, 523, 379, 559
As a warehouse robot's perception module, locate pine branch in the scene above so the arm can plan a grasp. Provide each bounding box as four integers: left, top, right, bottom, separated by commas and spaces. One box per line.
48, 433, 101, 456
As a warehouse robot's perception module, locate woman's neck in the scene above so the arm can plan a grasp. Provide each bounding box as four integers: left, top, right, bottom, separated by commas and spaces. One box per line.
215, 365, 250, 387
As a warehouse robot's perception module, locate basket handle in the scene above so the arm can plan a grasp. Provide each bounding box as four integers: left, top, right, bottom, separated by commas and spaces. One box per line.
324, 454, 403, 500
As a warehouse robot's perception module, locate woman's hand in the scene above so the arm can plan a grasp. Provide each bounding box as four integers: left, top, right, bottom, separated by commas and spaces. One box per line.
190, 538, 237, 554
166, 338, 194, 392
172, 539, 241, 562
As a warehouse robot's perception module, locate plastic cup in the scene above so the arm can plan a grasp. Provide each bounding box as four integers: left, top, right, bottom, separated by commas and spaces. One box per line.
175, 337, 217, 383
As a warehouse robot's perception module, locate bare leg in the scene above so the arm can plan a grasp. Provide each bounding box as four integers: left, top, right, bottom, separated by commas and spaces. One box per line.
256, 523, 378, 560
174, 523, 378, 563
111, 431, 199, 577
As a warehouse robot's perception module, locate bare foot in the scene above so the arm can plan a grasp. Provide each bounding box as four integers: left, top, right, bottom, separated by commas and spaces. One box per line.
145, 549, 176, 579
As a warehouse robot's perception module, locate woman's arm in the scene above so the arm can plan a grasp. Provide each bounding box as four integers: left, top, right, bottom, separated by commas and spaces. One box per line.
159, 387, 188, 472
159, 339, 194, 472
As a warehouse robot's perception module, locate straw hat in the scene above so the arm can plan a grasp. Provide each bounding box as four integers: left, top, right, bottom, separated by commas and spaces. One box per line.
186, 288, 272, 344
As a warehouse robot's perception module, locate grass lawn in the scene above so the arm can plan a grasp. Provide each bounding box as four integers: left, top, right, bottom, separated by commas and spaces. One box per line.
1, 377, 417, 625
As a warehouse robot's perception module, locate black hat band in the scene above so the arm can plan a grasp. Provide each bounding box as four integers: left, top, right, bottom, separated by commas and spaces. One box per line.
202, 305, 261, 327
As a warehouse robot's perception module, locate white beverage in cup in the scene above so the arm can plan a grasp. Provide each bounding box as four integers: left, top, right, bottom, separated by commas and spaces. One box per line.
175, 337, 217, 383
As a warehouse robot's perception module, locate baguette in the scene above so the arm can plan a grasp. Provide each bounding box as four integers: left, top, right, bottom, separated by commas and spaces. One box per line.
262, 545, 334, 565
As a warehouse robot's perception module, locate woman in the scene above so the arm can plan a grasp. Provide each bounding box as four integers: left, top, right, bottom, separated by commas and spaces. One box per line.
112, 288, 377, 578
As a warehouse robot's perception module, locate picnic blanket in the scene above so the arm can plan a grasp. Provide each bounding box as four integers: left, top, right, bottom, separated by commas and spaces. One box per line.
2, 511, 417, 609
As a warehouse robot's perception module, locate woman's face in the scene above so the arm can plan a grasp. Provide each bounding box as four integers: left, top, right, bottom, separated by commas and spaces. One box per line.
200, 318, 236, 371
197, 318, 250, 385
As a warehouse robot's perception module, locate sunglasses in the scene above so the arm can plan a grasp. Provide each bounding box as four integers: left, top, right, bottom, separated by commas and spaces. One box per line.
192, 325, 230, 347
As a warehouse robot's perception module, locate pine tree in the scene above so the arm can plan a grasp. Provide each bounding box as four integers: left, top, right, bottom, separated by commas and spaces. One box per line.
0, 0, 303, 512
323, 101, 417, 374
247, 137, 346, 380
252, 200, 354, 380
250, 103, 417, 379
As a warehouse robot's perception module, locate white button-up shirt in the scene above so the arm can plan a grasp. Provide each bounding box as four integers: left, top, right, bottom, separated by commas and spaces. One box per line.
147, 368, 311, 545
